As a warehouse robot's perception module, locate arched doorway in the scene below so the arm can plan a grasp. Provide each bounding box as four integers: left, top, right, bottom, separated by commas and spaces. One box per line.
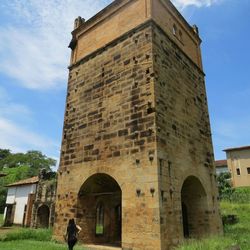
37, 205, 50, 228
181, 176, 209, 238
77, 173, 122, 247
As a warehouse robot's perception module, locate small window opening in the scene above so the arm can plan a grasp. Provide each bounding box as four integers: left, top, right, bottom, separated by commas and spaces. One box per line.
247, 167, 250, 174
168, 161, 172, 177
236, 168, 241, 176
179, 30, 183, 42
159, 159, 163, 175
161, 190, 164, 206
173, 24, 177, 36
96, 203, 104, 235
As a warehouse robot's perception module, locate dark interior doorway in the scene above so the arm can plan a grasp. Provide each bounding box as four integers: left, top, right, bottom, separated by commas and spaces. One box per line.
37, 205, 50, 228
181, 176, 209, 238
181, 202, 189, 238
77, 173, 122, 247
4, 204, 15, 226
115, 204, 121, 242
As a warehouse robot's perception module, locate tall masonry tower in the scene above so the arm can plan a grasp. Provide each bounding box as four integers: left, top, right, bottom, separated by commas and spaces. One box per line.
54, 1, 223, 249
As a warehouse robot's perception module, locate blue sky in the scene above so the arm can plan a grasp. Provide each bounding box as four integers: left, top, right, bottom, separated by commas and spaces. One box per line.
0, 0, 249, 165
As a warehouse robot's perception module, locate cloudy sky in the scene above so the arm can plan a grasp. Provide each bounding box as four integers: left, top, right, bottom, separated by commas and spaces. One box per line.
0, 0, 249, 164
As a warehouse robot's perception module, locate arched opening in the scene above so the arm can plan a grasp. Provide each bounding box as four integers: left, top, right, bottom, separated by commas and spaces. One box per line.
37, 205, 50, 228
172, 24, 177, 36
96, 202, 104, 235
181, 176, 209, 238
179, 30, 183, 42
77, 173, 122, 247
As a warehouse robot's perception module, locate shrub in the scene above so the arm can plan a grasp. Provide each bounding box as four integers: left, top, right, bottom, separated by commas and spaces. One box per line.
230, 187, 250, 203
176, 236, 235, 250
217, 172, 235, 201
0, 214, 3, 226
217, 171, 250, 203
0, 228, 52, 242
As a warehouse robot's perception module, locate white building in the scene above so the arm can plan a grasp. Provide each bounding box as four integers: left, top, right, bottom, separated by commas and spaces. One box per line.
215, 160, 229, 175
3, 176, 38, 226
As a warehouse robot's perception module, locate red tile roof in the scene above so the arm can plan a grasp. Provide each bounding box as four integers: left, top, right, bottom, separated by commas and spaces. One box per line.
215, 160, 227, 167
223, 145, 250, 152
6, 176, 39, 187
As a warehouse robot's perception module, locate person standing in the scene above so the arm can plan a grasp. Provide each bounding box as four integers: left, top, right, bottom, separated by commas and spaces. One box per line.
65, 218, 82, 250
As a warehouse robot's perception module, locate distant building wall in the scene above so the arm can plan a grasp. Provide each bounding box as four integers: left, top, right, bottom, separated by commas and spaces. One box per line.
31, 171, 57, 228
4, 184, 37, 225
215, 160, 229, 175
216, 166, 228, 175
225, 147, 250, 187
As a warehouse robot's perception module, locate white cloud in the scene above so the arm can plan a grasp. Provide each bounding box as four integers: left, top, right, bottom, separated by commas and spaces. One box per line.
0, 86, 31, 119
0, 86, 59, 157
171, 0, 221, 9
0, 117, 58, 155
0, 0, 223, 90
0, 0, 112, 90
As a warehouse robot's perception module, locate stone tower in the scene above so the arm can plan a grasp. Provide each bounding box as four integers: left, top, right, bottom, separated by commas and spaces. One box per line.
54, 0, 223, 249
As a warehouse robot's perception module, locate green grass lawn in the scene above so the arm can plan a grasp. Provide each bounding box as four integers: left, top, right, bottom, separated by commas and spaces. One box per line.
0, 228, 52, 241
0, 228, 86, 250
0, 198, 249, 250
176, 201, 250, 250
0, 240, 86, 250
221, 202, 250, 249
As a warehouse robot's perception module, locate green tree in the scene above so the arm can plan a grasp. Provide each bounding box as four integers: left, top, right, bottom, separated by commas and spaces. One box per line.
217, 172, 235, 201
0, 150, 56, 177
25, 150, 56, 177
0, 166, 30, 212
0, 149, 57, 213
0, 149, 11, 166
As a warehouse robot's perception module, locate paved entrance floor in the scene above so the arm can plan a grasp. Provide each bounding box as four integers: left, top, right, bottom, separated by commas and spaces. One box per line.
84, 244, 122, 250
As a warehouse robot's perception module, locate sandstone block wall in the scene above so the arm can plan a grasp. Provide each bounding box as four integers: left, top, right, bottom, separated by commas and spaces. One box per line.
31, 172, 56, 228
71, 0, 202, 69
151, 22, 223, 249
54, 23, 163, 250
54, 1, 223, 249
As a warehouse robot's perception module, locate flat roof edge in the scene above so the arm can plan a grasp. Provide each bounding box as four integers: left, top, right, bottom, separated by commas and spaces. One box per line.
223, 146, 250, 152
72, 0, 201, 42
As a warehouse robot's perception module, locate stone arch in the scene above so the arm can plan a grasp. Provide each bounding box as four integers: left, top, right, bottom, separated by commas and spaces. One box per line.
37, 204, 50, 228
77, 173, 122, 247
181, 176, 209, 238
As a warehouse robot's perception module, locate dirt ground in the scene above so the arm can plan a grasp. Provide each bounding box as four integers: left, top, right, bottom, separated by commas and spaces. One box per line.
0, 226, 20, 236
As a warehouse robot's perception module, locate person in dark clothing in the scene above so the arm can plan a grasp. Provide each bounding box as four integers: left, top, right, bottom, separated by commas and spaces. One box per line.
65, 218, 82, 250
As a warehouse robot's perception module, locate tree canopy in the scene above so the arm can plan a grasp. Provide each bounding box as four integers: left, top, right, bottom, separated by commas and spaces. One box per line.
0, 150, 56, 175
217, 172, 235, 201
0, 149, 11, 161
0, 149, 57, 213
